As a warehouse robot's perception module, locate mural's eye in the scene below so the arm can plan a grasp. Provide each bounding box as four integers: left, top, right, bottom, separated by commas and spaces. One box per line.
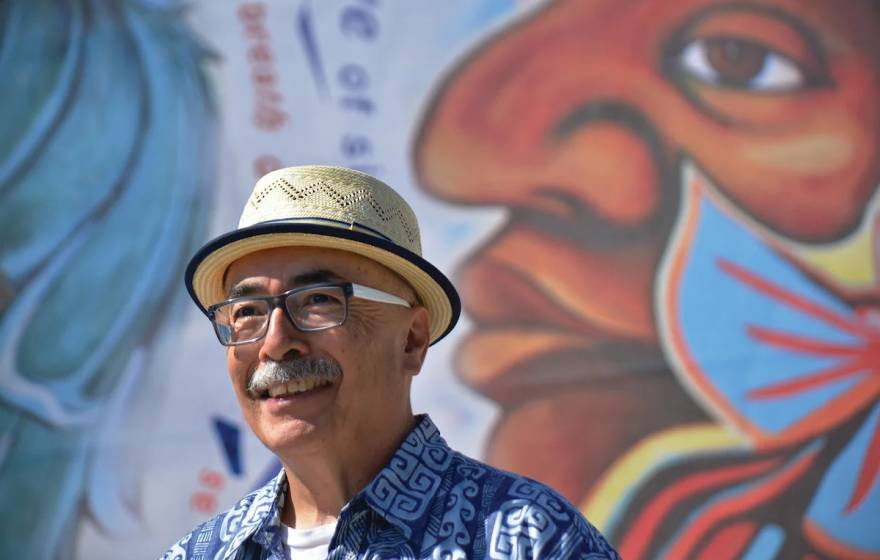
677, 37, 804, 92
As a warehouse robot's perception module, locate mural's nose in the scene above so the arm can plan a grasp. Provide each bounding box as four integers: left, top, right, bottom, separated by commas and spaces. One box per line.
418, 91, 672, 242
536, 100, 671, 231
415, 12, 674, 238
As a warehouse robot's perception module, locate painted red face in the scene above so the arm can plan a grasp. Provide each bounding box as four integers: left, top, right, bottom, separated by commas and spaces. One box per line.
416, 0, 880, 502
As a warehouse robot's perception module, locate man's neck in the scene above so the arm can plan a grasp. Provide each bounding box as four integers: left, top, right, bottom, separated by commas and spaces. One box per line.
278, 413, 418, 529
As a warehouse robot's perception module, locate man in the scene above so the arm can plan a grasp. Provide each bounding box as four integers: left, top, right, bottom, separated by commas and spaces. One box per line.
161, 165, 619, 559
415, 0, 880, 557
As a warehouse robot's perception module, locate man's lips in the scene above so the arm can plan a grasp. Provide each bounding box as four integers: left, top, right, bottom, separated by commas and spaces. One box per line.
254, 377, 335, 400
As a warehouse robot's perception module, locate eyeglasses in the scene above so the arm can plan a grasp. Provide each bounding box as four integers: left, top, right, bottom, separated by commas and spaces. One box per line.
207, 282, 412, 346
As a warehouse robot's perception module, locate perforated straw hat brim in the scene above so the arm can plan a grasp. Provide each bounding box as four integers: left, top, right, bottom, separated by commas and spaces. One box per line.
184, 166, 460, 345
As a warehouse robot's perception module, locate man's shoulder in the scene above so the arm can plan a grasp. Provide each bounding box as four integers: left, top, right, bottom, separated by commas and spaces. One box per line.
159, 475, 282, 560
446, 451, 621, 559
446, 449, 576, 512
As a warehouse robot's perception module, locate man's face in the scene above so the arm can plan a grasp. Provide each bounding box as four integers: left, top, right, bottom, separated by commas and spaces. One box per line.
222, 246, 425, 458
416, 0, 880, 499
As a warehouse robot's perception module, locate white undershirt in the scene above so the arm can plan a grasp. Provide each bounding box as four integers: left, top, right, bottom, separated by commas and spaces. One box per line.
282, 522, 337, 560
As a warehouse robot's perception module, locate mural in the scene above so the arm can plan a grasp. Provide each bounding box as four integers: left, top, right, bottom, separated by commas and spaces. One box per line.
2, 0, 878, 557
415, 0, 880, 558
0, 0, 214, 557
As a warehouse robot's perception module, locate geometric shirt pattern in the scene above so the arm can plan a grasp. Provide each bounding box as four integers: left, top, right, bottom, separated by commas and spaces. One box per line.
160, 415, 620, 559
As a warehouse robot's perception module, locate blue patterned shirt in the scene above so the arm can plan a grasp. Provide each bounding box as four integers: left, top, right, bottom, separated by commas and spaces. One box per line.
160, 415, 619, 559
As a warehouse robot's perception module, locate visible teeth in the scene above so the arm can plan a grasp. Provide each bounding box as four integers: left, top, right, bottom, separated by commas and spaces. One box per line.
268, 384, 286, 398
267, 378, 330, 398
289, 378, 314, 394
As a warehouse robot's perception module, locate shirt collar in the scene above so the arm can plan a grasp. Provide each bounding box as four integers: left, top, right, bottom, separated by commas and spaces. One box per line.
246, 414, 453, 551
222, 468, 287, 559
360, 414, 454, 539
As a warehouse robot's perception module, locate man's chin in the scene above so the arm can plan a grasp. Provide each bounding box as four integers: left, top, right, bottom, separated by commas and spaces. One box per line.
253, 415, 327, 455
245, 384, 338, 448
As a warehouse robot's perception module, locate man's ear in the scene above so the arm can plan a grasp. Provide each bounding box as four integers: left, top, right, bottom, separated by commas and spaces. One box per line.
402, 306, 431, 375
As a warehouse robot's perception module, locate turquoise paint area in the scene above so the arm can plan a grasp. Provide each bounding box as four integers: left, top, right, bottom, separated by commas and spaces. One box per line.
672, 188, 863, 435
446, 0, 516, 42
741, 524, 785, 560
808, 403, 880, 552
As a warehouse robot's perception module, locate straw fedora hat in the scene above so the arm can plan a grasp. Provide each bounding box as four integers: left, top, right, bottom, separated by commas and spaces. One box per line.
185, 165, 460, 344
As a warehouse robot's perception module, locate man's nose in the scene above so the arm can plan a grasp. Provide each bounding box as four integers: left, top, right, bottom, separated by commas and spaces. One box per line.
258, 307, 309, 362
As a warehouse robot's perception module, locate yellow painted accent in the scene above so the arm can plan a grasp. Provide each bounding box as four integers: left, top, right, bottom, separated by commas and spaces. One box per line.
691, 160, 879, 289
581, 423, 748, 531
791, 221, 876, 286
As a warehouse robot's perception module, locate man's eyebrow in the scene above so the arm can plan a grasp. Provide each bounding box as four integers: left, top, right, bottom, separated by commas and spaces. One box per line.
291, 270, 343, 286
226, 270, 344, 299
227, 282, 263, 299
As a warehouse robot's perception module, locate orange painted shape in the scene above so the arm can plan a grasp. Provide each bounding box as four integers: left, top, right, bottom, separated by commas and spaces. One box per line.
618, 457, 780, 559
695, 521, 759, 560
666, 448, 818, 559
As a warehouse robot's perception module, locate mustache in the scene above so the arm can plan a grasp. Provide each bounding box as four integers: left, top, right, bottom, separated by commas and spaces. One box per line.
247, 357, 342, 398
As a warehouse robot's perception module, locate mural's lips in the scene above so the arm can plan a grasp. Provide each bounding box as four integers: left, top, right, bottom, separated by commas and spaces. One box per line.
457, 327, 659, 404
457, 250, 602, 334
456, 249, 659, 403
456, 219, 658, 336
